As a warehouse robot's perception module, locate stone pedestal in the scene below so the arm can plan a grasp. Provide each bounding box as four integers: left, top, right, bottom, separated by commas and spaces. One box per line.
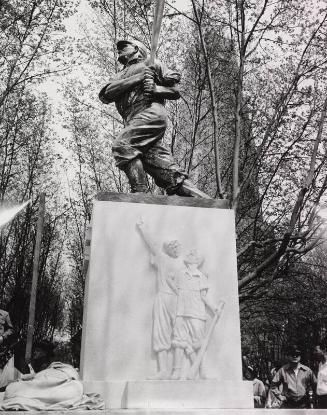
83, 379, 253, 410
124, 380, 252, 409
0, 410, 323, 415
109, 411, 326, 415
81, 193, 252, 411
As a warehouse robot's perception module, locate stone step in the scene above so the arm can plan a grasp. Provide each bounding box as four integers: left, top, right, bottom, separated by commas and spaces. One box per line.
0, 410, 323, 415
110, 410, 324, 415
124, 380, 252, 409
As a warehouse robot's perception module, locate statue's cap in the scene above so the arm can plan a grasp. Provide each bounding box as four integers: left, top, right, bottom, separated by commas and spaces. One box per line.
116, 39, 148, 58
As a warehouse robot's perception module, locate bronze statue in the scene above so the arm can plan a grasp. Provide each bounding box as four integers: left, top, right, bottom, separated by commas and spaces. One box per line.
99, 39, 209, 198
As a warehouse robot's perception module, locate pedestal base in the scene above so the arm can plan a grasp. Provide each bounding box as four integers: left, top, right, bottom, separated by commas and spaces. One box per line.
84, 381, 126, 409
125, 380, 253, 409
0, 411, 323, 415
110, 410, 325, 415
80, 194, 257, 415
83, 380, 253, 410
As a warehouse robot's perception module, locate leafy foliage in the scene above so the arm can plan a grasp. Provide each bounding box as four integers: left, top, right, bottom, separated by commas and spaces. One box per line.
2, 0, 327, 366
60, 0, 327, 361
0, 0, 74, 342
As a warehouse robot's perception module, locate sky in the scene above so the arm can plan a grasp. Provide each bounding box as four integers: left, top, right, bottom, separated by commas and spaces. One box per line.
40, 0, 192, 95
65, 0, 192, 39
168, 0, 190, 12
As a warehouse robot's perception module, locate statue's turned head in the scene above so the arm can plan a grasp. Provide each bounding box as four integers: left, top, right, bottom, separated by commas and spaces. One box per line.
184, 249, 204, 267
163, 239, 182, 258
117, 39, 148, 64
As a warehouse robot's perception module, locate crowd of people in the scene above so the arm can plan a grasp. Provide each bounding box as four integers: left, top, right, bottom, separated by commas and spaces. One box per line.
243, 344, 327, 409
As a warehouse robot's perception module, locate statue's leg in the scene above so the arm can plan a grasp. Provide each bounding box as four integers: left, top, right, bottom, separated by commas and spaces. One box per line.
120, 158, 149, 193
158, 350, 168, 375
143, 143, 211, 199
148, 350, 169, 380
199, 362, 209, 380
151, 294, 173, 379
112, 122, 149, 193
187, 318, 207, 380
171, 317, 191, 380
170, 347, 184, 380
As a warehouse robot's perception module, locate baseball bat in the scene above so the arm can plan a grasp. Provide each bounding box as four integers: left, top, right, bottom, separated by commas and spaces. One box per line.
149, 0, 165, 65
187, 300, 225, 379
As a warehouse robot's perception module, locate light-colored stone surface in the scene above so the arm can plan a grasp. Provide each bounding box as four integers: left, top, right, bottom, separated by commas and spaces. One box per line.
83, 381, 127, 410
81, 200, 242, 381
110, 411, 327, 415
0, 412, 105, 415
1, 412, 322, 415
1, 411, 327, 415
81, 197, 249, 409
124, 380, 253, 409
83, 379, 253, 410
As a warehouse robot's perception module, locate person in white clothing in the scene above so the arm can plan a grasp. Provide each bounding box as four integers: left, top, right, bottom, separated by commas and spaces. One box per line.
313, 344, 327, 408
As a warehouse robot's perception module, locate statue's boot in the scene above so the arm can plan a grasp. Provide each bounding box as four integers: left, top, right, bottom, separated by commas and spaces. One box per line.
148, 370, 170, 380
170, 367, 181, 380
148, 351, 170, 380
186, 351, 198, 380
170, 347, 184, 380
199, 363, 210, 380
187, 362, 209, 380
122, 158, 149, 193
176, 178, 211, 199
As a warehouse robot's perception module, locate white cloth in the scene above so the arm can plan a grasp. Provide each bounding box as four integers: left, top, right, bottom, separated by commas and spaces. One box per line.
0, 362, 104, 411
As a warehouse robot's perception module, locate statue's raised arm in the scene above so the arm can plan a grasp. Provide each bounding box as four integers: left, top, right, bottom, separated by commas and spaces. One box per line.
136, 217, 159, 257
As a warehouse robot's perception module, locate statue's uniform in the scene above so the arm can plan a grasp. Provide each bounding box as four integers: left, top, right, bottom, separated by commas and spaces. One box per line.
172, 269, 208, 354
150, 252, 183, 353
99, 58, 187, 192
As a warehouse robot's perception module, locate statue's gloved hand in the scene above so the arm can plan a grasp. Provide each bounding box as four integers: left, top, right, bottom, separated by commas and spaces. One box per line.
143, 66, 155, 96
